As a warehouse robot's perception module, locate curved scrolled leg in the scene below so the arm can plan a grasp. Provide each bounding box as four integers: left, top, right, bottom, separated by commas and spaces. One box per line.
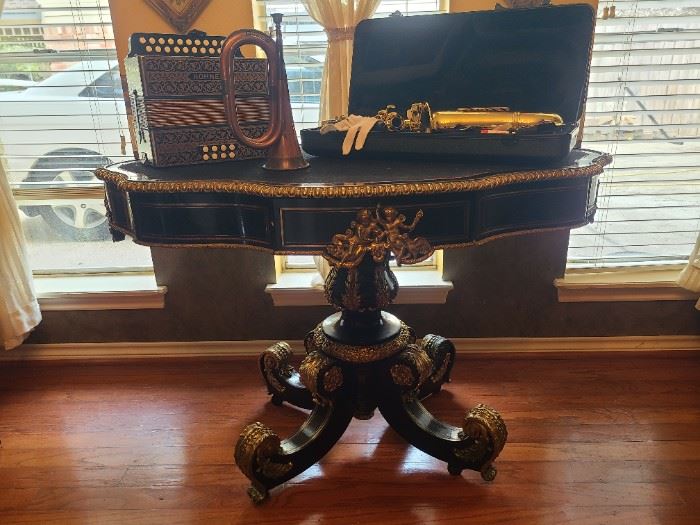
238, 351, 352, 504
379, 345, 507, 481
259, 342, 314, 409
235, 397, 354, 504
417, 334, 456, 398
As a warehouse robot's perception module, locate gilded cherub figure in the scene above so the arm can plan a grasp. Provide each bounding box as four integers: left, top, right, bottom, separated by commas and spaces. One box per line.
326, 209, 386, 267
376, 206, 433, 265
324, 207, 432, 268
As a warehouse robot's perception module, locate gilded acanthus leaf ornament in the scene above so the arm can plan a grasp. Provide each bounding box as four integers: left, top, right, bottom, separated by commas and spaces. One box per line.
389, 344, 433, 391
299, 351, 344, 405
324, 207, 434, 269
453, 403, 508, 481
234, 422, 292, 504
260, 341, 294, 394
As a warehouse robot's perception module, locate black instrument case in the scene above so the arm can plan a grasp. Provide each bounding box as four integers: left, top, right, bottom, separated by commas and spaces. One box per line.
301, 4, 596, 163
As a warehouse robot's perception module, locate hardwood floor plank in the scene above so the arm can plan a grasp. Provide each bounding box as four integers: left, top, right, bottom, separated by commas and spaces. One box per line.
3, 459, 697, 490
0, 353, 698, 523
0, 481, 686, 511
1, 508, 697, 525
2, 440, 700, 470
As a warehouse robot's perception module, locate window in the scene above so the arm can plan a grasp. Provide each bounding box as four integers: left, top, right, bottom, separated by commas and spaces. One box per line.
258, 0, 447, 273
0, 0, 152, 275
569, 0, 700, 269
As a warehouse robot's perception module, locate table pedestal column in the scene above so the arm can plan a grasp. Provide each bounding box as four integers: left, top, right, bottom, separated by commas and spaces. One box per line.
235, 208, 507, 504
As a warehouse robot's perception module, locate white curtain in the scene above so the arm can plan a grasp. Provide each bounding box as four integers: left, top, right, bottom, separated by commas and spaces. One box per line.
302, 0, 382, 122
0, 158, 41, 350
677, 235, 700, 310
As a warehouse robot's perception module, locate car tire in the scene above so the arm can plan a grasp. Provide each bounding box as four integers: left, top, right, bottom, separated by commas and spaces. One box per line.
23, 149, 111, 242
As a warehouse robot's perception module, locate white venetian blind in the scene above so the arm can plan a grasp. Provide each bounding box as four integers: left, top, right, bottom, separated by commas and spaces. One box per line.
570, 0, 700, 268
0, 0, 150, 273
0, 0, 129, 190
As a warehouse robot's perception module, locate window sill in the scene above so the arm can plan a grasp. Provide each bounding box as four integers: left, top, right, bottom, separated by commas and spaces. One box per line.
555, 264, 697, 303
35, 273, 167, 311
266, 270, 453, 307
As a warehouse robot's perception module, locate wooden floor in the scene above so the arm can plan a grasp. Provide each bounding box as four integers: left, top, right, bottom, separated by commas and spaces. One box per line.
0, 351, 699, 524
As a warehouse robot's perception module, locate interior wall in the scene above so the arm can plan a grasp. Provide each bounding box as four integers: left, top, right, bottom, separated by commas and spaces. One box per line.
24, 0, 698, 344
29, 230, 699, 344
108, 0, 255, 73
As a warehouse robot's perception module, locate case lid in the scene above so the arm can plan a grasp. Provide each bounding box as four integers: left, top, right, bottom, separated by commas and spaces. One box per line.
348, 4, 595, 124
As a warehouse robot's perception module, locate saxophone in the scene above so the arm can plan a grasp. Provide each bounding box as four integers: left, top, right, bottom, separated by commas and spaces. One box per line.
377, 102, 564, 133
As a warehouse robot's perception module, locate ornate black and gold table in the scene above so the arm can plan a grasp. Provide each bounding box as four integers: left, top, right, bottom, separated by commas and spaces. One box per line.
97, 149, 610, 503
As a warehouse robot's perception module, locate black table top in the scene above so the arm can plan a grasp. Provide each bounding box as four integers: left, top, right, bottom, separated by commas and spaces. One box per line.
97, 149, 610, 199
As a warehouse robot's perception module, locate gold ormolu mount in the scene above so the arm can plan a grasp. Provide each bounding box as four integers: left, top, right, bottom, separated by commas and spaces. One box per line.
234, 207, 507, 504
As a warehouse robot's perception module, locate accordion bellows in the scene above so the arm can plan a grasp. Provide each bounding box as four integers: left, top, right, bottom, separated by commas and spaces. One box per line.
125, 30, 270, 167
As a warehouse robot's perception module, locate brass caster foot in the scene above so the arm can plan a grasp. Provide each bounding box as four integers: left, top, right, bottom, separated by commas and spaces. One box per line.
247, 485, 269, 505
447, 463, 463, 476
481, 465, 497, 482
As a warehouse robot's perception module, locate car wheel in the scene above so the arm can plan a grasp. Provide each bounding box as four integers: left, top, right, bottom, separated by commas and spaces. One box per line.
24, 149, 111, 242
39, 169, 110, 242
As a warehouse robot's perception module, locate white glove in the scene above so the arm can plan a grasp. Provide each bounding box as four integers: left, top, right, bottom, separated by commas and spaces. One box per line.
320, 115, 378, 155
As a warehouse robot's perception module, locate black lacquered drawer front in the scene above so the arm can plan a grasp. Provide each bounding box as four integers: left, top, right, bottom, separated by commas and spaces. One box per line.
129, 193, 272, 246
474, 178, 592, 240
275, 196, 471, 251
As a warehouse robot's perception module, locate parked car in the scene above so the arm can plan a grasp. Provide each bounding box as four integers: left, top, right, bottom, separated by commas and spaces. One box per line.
0, 60, 127, 241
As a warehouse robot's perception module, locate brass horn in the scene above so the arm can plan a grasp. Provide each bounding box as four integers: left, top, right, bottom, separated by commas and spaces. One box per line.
220, 13, 308, 171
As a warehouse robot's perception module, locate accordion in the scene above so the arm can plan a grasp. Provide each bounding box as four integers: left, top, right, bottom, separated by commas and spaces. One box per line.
125, 30, 270, 167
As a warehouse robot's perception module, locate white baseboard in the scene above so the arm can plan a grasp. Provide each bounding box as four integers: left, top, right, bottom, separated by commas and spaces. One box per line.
5, 340, 279, 360
450, 335, 700, 353
4, 335, 699, 361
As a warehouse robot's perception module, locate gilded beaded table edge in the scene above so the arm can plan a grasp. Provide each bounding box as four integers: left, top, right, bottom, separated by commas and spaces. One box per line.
95, 152, 611, 199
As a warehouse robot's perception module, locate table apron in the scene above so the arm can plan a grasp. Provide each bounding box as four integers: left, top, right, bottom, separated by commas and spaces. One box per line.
104, 175, 598, 252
